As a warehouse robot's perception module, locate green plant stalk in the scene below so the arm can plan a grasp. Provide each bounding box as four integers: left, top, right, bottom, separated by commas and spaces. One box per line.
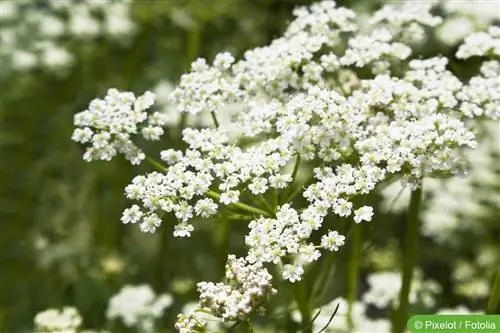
293, 281, 312, 333
146, 156, 166, 171
211, 111, 220, 128
392, 186, 422, 333
347, 224, 362, 330
206, 191, 271, 217
486, 267, 500, 313
281, 153, 301, 204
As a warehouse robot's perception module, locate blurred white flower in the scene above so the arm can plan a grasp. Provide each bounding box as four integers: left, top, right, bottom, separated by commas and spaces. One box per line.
34, 307, 82, 333
106, 284, 173, 332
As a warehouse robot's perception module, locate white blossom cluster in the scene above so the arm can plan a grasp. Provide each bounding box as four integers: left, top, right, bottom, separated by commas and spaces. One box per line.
175, 312, 207, 333
456, 26, 500, 59
106, 284, 173, 332
196, 255, 276, 321
381, 121, 499, 244
34, 307, 82, 333
368, 1, 442, 43
436, 0, 500, 46
362, 270, 441, 309
71, 0, 500, 329
246, 204, 350, 282
72, 89, 167, 165
0, 0, 135, 75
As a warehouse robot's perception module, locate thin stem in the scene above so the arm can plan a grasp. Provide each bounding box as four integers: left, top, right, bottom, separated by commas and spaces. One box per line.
206, 191, 271, 217
146, 156, 166, 172
211, 111, 220, 128
486, 267, 500, 313
347, 224, 362, 330
318, 303, 340, 333
392, 186, 423, 333
290, 153, 301, 185
257, 194, 275, 215
282, 154, 301, 204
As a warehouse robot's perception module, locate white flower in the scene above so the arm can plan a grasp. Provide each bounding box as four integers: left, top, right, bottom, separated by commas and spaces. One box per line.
248, 177, 268, 194
353, 206, 374, 223
282, 264, 304, 283
219, 190, 240, 205
106, 284, 173, 330
321, 231, 346, 251
121, 205, 143, 224
174, 223, 194, 237
298, 244, 321, 263
269, 174, 292, 188
194, 198, 218, 218
34, 307, 82, 333
139, 214, 162, 233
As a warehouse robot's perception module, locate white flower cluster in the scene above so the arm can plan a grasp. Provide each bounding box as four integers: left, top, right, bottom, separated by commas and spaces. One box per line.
381, 121, 499, 244
362, 270, 441, 309
106, 284, 173, 332
34, 307, 82, 333
122, 128, 299, 235
436, 0, 500, 45
72, 1, 500, 329
72, 89, 167, 165
436, 0, 500, 46
458, 60, 500, 119
369, 1, 442, 43
0, 0, 136, 75
456, 26, 500, 59
175, 313, 207, 333
196, 255, 276, 321
246, 204, 349, 282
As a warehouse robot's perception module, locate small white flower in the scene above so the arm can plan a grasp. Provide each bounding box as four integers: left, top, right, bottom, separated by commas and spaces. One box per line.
282, 264, 304, 283
121, 205, 143, 224
248, 178, 268, 194
194, 198, 218, 218
139, 214, 162, 233
220, 190, 240, 205
321, 231, 346, 252
269, 174, 292, 189
298, 244, 321, 263
173, 223, 194, 237
353, 206, 374, 223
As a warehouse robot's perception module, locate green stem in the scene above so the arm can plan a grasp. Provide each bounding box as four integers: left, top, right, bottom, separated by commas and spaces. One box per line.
211, 111, 220, 128
146, 156, 166, 171
347, 224, 362, 330
293, 281, 312, 333
486, 267, 500, 314
282, 154, 301, 204
392, 186, 422, 333
206, 191, 271, 217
